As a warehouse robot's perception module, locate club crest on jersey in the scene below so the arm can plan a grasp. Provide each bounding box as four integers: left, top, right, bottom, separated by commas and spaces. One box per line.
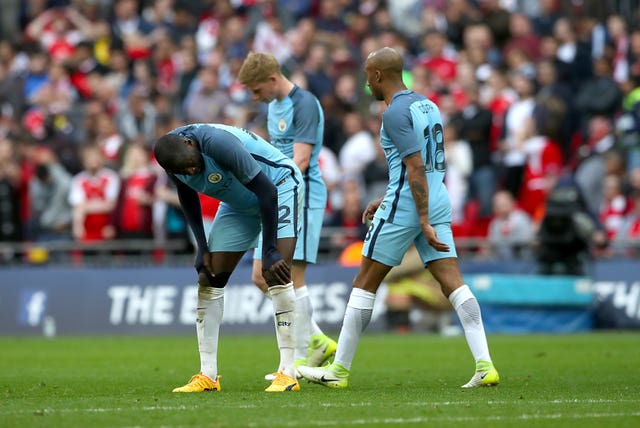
278, 118, 287, 132
208, 173, 222, 183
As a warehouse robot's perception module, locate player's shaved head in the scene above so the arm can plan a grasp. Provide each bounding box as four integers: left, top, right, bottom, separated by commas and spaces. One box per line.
154, 134, 185, 171
364, 47, 405, 102
154, 133, 203, 175
365, 47, 403, 75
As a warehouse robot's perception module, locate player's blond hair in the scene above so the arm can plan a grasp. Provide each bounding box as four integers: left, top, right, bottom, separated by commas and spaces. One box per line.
238, 52, 281, 85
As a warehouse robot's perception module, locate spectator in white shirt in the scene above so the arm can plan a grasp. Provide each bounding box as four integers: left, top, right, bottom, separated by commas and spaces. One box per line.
487, 190, 534, 259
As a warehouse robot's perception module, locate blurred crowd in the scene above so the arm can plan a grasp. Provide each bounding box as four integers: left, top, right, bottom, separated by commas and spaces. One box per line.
1, 0, 640, 263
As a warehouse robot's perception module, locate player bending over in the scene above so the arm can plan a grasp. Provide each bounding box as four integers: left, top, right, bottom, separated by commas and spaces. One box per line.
154, 123, 303, 393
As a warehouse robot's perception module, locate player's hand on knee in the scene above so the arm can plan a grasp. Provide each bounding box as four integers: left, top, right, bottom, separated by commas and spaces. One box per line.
197, 267, 215, 287
194, 250, 213, 271
262, 259, 291, 286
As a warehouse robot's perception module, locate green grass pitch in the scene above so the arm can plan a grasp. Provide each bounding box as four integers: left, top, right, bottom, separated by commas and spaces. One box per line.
1, 333, 639, 427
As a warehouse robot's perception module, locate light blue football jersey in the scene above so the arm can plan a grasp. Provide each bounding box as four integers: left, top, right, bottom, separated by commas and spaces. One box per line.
374, 90, 452, 227
170, 123, 299, 212
267, 85, 327, 209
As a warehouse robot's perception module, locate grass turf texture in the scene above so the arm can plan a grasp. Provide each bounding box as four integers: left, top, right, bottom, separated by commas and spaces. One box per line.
1, 333, 639, 428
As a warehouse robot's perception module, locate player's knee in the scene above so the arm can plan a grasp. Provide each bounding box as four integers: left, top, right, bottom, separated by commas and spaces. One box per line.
198, 271, 231, 288
353, 280, 379, 294
211, 272, 231, 288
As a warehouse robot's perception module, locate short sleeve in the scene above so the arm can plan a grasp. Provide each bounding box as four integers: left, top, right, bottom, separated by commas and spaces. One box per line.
194, 126, 261, 184
292, 91, 321, 144
382, 105, 421, 159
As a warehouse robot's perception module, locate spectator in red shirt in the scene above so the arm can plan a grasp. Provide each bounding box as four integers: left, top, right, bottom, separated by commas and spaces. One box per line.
599, 173, 631, 240
25, 6, 96, 63
113, 144, 157, 239
615, 190, 640, 256
110, 0, 156, 61
518, 98, 565, 222
418, 30, 457, 87
502, 13, 541, 62
483, 66, 516, 153
68, 144, 120, 242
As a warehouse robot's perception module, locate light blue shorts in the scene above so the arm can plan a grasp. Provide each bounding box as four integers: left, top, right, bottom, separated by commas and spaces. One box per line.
294, 206, 323, 263
361, 219, 457, 267
255, 205, 323, 263
208, 180, 303, 253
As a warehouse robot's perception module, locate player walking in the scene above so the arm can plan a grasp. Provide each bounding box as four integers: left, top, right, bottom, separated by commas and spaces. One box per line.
297, 47, 499, 389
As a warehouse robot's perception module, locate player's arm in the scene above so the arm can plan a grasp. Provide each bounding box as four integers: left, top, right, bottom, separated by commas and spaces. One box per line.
244, 171, 291, 285
292, 142, 312, 173
244, 171, 281, 267
291, 93, 320, 173
403, 152, 431, 228
170, 175, 208, 271
403, 152, 449, 252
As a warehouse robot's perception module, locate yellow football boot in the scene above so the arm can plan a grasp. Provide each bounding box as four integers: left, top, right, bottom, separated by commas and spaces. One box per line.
264, 371, 300, 392
172, 373, 221, 392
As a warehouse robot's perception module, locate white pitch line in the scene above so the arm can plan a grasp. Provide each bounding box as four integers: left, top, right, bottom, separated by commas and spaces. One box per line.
280, 412, 640, 426
2, 398, 639, 416
116, 412, 640, 428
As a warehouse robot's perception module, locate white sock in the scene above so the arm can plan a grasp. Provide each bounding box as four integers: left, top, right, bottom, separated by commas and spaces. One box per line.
264, 291, 284, 372
310, 319, 323, 336
196, 286, 224, 379
294, 285, 312, 361
269, 283, 296, 378
293, 286, 322, 336
334, 288, 376, 371
449, 285, 492, 364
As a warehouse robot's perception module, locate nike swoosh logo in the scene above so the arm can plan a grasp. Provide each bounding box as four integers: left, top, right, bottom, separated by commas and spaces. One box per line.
275, 310, 293, 316
480, 372, 488, 379
320, 375, 340, 383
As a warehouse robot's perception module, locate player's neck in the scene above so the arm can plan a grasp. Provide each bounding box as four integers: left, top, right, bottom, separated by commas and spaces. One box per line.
384, 83, 408, 105
277, 78, 295, 101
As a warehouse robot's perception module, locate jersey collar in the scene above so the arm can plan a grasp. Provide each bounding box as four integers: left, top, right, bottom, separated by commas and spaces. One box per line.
392, 89, 413, 101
